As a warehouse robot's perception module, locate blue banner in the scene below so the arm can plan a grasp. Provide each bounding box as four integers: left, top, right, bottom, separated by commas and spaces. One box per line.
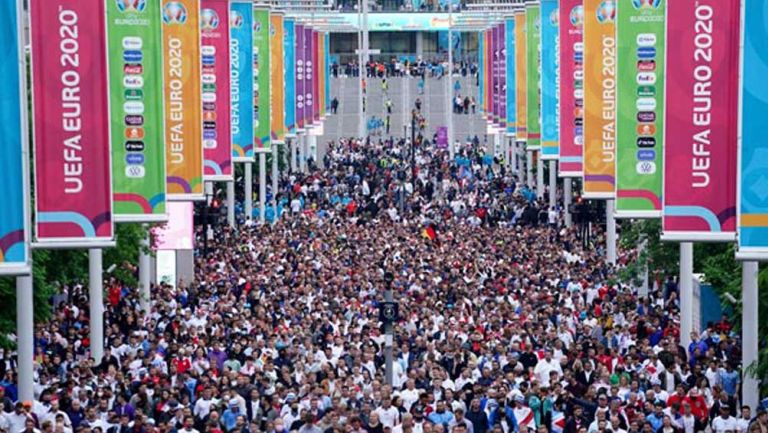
540, 0, 559, 159
738, 0, 768, 259
478, 32, 484, 113
284, 18, 296, 135
505, 18, 516, 136
0, 0, 29, 275
230, 1, 254, 162
325, 32, 331, 115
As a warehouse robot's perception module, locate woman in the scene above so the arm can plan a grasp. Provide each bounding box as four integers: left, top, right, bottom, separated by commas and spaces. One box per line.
365, 413, 384, 433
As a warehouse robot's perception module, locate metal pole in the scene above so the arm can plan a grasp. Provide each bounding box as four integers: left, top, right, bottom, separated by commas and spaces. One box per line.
259, 153, 267, 223
89, 248, 104, 363
384, 286, 394, 387
526, 150, 533, 188
290, 138, 298, 172
548, 160, 557, 210
742, 261, 759, 411
564, 178, 572, 228
638, 237, 649, 298
606, 200, 617, 265
139, 226, 151, 311
272, 145, 280, 222
536, 152, 544, 199
226, 180, 235, 228
16, 275, 33, 402
447, 3, 455, 158
679, 242, 694, 351
245, 162, 253, 222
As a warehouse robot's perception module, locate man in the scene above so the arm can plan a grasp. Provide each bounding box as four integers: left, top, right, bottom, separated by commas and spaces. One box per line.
297, 413, 322, 433
712, 405, 738, 433
178, 417, 200, 433
428, 402, 454, 428
465, 400, 488, 433
534, 350, 562, 387
737, 407, 752, 433
448, 409, 474, 433
375, 398, 400, 429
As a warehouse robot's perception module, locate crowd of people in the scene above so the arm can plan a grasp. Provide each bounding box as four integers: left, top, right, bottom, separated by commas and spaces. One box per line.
4, 134, 761, 433
333, 60, 477, 81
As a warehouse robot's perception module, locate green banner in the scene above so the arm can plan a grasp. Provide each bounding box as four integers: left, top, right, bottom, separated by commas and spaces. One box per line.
254, 8, 271, 153
615, 0, 665, 218
526, 3, 541, 150
107, 0, 166, 222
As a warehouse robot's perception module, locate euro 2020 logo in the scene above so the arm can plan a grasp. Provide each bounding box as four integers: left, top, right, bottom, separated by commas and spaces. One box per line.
596, 0, 616, 24
201, 9, 219, 30
570, 5, 584, 27
116, 0, 146, 12
230, 11, 243, 29
162, 2, 188, 25
550, 8, 559, 27
632, 0, 661, 9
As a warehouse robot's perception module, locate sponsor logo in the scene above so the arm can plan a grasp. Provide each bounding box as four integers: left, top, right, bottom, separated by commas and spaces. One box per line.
202, 83, 216, 93
202, 55, 216, 66
575, 135, 584, 145
575, 126, 584, 136
636, 72, 657, 84
632, 0, 662, 10
636, 161, 657, 174
230, 11, 243, 29
574, 107, 584, 118
596, 0, 616, 23
123, 50, 143, 63
123, 101, 145, 115
201, 8, 220, 30
125, 141, 145, 151
124, 64, 143, 75
636, 149, 656, 161
574, 52, 583, 62
637, 60, 656, 71
125, 127, 145, 139
574, 79, 583, 90
636, 123, 656, 136
203, 130, 217, 139
203, 102, 216, 111
201, 45, 216, 56
574, 42, 584, 53
203, 139, 217, 149
637, 111, 656, 122
162, 2, 188, 25
124, 89, 144, 101
125, 115, 144, 126
637, 47, 656, 59
637, 137, 656, 147
202, 74, 216, 84
574, 89, 584, 99
123, 75, 144, 88
125, 164, 146, 178
203, 121, 217, 130
637, 85, 656, 97
570, 6, 584, 26
122, 37, 143, 50
126, 153, 145, 165
636, 98, 657, 111
116, 0, 146, 13
574, 70, 584, 80
575, 98, 584, 107
202, 66, 216, 75
575, 118, 584, 127
637, 33, 657, 46
203, 111, 217, 121
202, 93, 217, 103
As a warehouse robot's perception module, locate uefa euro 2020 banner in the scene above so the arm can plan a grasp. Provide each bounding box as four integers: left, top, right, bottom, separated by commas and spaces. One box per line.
253, 7, 271, 152
201, 0, 233, 182
325, 33, 331, 117
295, 24, 306, 131
162, 0, 204, 201
30, 0, 114, 247
312, 30, 321, 125
615, 0, 666, 218
526, 2, 541, 151
738, 0, 768, 259
270, 13, 285, 144
230, 0, 254, 162
498, 24, 507, 130
514, 11, 527, 142
0, 0, 30, 275
107, 0, 168, 222
304, 27, 315, 128
582, 0, 616, 199
558, 0, 584, 177
662, 0, 739, 242
505, 17, 516, 137
541, 0, 559, 160
284, 18, 296, 136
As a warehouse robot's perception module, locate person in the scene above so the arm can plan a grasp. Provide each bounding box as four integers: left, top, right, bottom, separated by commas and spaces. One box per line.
712, 405, 738, 433
331, 97, 339, 114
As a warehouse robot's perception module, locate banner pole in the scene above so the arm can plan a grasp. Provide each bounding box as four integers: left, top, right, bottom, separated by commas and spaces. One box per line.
139, 227, 150, 312
548, 160, 557, 210
742, 261, 759, 411
272, 145, 279, 223
679, 242, 694, 350
526, 150, 533, 188
536, 151, 544, 199
259, 153, 267, 224
88, 248, 104, 363
245, 162, 253, 222
289, 138, 297, 173
564, 178, 572, 228
227, 181, 235, 228
16, 275, 33, 401
606, 200, 617, 265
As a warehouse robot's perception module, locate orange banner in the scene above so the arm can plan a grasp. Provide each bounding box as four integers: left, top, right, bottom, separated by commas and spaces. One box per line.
514, 12, 527, 141
270, 13, 285, 144
318, 31, 326, 119
582, 0, 616, 199
162, 0, 204, 200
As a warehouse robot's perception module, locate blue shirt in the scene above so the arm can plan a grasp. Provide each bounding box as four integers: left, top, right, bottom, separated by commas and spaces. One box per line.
719, 369, 740, 396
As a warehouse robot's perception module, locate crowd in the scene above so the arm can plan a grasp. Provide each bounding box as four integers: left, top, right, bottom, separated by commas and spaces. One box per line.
3, 135, 762, 433
333, 61, 477, 81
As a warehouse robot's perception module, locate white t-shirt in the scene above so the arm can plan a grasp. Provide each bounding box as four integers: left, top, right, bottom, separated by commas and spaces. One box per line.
712, 416, 738, 433
375, 406, 400, 429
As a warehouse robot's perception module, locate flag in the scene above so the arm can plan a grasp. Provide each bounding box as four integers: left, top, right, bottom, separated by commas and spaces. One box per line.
422, 225, 437, 241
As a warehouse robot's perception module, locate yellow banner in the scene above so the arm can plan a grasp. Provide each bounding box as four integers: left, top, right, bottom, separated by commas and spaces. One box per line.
162, 0, 204, 200
514, 12, 527, 141
582, 0, 616, 199
270, 13, 285, 144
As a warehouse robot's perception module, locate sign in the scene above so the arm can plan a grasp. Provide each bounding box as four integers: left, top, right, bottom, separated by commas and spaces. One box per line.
498, 24, 507, 129
541, 0, 560, 160
311, 30, 320, 125
558, 0, 584, 177
615, 0, 666, 217
253, 7, 270, 152
108, 0, 167, 221
662, 0, 739, 241
201, 0, 233, 181
163, 0, 204, 201
295, 23, 305, 131
0, 0, 30, 274
478, 31, 484, 114
304, 26, 314, 129
284, 18, 296, 136
325, 32, 331, 116
505, 18, 516, 136
515, 11, 528, 141
737, 0, 768, 259
582, 0, 616, 199
230, 0, 254, 161
526, 3, 542, 150
270, 13, 285, 144
153, 201, 194, 250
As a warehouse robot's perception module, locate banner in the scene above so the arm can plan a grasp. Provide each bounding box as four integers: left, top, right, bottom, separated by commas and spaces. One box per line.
505, 18, 516, 136
558, 0, 584, 177
0, 0, 30, 274
325, 32, 331, 116
31, 0, 114, 246
253, 8, 270, 152
163, 0, 204, 201
304, 26, 315, 128
662, 0, 739, 241
312, 30, 320, 125
541, 0, 559, 160
582, 0, 616, 199
515, 12, 527, 141
491, 25, 499, 125
737, 0, 768, 259
108, 0, 168, 222
479, 31, 484, 114
615, 0, 666, 217
498, 24, 507, 129
319, 31, 326, 119
485, 30, 491, 117
201, 0, 233, 181
270, 13, 285, 144
284, 18, 296, 136
296, 23, 305, 131
526, 3, 541, 150
230, 0, 254, 161
153, 201, 194, 250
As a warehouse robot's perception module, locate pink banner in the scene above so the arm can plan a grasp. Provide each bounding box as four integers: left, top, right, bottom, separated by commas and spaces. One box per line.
30, 0, 113, 245
153, 202, 194, 250
310, 30, 318, 125
662, 0, 739, 241
558, 0, 584, 177
303, 26, 313, 128
201, 0, 233, 181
